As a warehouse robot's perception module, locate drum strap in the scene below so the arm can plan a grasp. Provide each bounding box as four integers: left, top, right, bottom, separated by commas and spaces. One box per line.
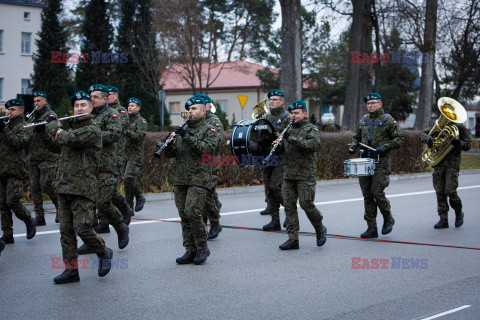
271, 111, 289, 125
362, 114, 389, 146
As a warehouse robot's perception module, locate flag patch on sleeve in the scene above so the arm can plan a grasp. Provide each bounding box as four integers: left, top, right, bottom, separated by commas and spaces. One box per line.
112, 114, 118, 118
210, 128, 216, 132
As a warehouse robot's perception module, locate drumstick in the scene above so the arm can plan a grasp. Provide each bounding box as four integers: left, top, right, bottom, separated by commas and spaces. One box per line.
359, 142, 376, 151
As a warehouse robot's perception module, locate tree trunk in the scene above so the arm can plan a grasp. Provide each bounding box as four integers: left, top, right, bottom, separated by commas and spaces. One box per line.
414, 0, 437, 130
279, 0, 302, 105
342, 0, 373, 131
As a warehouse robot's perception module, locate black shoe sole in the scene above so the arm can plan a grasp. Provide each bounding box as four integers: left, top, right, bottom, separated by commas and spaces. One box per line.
176, 258, 195, 264
262, 225, 281, 231
279, 245, 299, 250
54, 276, 80, 284
434, 225, 449, 229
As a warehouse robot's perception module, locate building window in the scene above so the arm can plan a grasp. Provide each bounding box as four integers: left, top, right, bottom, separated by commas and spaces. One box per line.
21, 79, 32, 94
169, 101, 181, 114
24, 12, 31, 21
21, 32, 32, 55
0, 78, 4, 102
216, 100, 228, 113
0, 30, 4, 53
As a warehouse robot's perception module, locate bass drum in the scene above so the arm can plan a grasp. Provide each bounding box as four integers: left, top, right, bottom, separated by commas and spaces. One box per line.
230, 119, 276, 167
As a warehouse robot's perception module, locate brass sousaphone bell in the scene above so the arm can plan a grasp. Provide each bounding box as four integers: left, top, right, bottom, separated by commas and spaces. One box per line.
251, 99, 270, 120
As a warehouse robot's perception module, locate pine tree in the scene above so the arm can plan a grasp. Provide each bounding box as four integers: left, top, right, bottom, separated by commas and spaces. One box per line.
32, 0, 71, 109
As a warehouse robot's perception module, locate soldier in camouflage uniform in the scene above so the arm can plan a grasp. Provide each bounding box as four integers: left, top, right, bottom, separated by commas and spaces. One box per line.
349, 93, 404, 238
124, 97, 147, 213
194, 94, 223, 240
419, 120, 471, 229
164, 96, 220, 264
27, 91, 59, 226
38, 91, 113, 284
0, 99, 36, 244
274, 100, 327, 250
261, 89, 290, 231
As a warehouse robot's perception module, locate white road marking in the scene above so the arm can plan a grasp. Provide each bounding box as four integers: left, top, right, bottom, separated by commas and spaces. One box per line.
419, 305, 471, 320
13, 185, 480, 238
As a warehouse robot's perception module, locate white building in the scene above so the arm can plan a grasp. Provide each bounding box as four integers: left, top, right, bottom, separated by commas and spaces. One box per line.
0, 0, 45, 107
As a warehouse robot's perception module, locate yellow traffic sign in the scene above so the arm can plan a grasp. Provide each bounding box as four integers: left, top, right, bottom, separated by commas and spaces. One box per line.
238, 95, 248, 109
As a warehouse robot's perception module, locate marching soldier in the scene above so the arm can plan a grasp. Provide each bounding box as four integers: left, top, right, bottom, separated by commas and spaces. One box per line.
38, 91, 113, 283
124, 98, 147, 214
349, 93, 404, 238
0, 99, 36, 244
419, 111, 471, 229
261, 89, 290, 231
194, 94, 223, 240
273, 100, 326, 250
164, 96, 220, 264
27, 91, 59, 225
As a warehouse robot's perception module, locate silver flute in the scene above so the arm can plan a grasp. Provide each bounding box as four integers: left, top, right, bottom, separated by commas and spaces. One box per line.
23, 113, 88, 128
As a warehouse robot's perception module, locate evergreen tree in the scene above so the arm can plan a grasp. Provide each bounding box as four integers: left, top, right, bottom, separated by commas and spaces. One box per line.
75, 0, 113, 91
32, 0, 71, 108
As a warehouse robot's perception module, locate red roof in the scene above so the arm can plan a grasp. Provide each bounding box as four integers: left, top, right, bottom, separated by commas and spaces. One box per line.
161, 60, 277, 92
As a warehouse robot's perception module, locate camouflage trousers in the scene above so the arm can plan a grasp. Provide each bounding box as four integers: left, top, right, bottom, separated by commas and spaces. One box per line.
58, 194, 107, 260
262, 164, 284, 218
359, 170, 392, 227
433, 166, 462, 218
96, 172, 124, 231
282, 179, 323, 240
124, 160, 142, 209
174, 185, 208, 251
204, 174, 220, 225
0, 176, 33, 237
100, 163, 130, 224
29, 160, 58, 218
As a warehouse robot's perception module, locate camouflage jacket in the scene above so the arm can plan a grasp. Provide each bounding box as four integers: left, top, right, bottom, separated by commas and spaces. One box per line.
351, 108, 405, 171
265, 106, 290, 133
277, 118, 321, 182
110, 99, 128, 165
0, 115, 31, 179
125, 111, 148, 164
205, 110, 224, 179
27, 105, 59, 163
91, 104, 122, 173
164, 116, 219, 189
419, 123, 471, 169
41, 115, 101, 201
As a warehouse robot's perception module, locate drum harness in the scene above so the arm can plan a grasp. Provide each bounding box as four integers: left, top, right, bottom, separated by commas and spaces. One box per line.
360, 113, 390, 159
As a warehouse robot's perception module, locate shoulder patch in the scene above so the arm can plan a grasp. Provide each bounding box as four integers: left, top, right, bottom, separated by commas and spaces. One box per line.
314, 128, 319, 132
210, 128, 216, 132
120, 110, 126, 113
215, 123, 220, 127
112, 114, 118, 118
142, 120, 146, 124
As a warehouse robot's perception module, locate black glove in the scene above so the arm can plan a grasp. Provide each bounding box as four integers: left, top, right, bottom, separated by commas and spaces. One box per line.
282, 131, 290, 140
451, 139, 461, 148
427, 138, 434, 148
175, 127, 186, 138
34, 123, 46, 133
0, 119, 5, 133
348, 145, 357, 154
46, 115, 58, 123
376, 146, 386, 158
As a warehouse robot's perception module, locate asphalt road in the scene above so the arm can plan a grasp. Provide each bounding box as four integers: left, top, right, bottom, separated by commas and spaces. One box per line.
1, 172, 479, 320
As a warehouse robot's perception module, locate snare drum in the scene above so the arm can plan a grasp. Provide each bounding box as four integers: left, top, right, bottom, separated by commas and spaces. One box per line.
344, 158, 375, 176
230, 119, 276, 167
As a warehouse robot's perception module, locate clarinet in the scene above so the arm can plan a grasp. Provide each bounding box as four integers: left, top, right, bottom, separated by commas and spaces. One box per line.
153, 117, 190, 158
262, 120, 293, 166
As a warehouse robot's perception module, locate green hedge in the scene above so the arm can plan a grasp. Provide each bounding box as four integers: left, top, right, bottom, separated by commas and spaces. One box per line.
139, 130, 428, 193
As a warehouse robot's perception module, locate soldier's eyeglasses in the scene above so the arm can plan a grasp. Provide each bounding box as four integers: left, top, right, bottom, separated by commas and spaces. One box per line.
269, 98, 282, 102
366, 101, 380, 106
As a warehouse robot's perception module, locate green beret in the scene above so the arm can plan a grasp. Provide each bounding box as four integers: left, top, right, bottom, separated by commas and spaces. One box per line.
185, 96, 206, 110
88, 84, 109, 93
364, 92, 381, 102
71, 91, 91, 106
287, 100, 307, 111
5, 98, 25, 108
33, 91, 47, 99
108, 85, 119, 93
194, 94, 212, 103
127, 97, 142, 107
268, 89, 285, 98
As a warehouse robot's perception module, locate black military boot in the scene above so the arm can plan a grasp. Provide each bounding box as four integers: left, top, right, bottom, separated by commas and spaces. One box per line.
55, 211, 59, 223
315, 226, 327, 247
26, 217, 37, 240
98, 248, 113, 277
77, 243, 93, 255
207, 223, 222, 240
36, 216, 46, 226
116, 224, 129, 249
0, 238, 5, 256
1, 234, 14, 244
54, 268, 80, 284
381, 217, 395, 235
176, 251, 196, 264
283, 219, 287, 228
135, 195, 146, 212
361, 227, 378, 238
216, 200, 222, 212
279, 239, 299, 250
193, 247, 211, 264
260, 206, 273, 215
95, 222, 110, 234
434, 218, 449, 229
123, 207, 133, 226
455, 211, 464, 228
263, 216, 281, 231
